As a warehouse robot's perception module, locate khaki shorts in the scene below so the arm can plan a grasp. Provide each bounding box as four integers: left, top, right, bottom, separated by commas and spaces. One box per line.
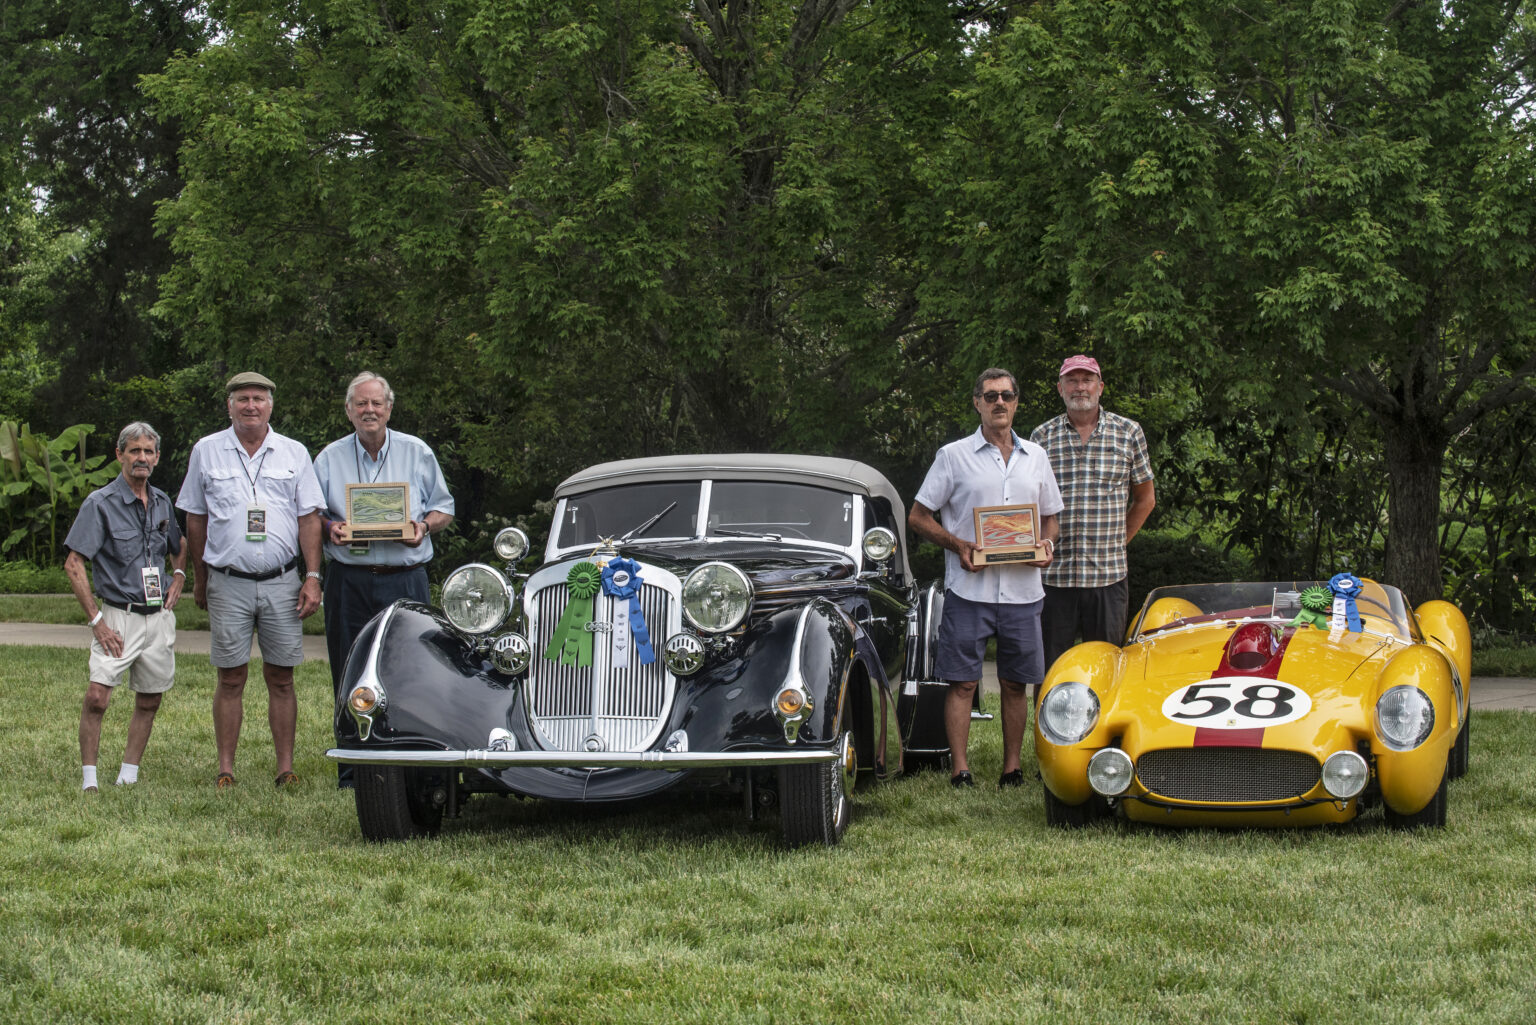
206, 566, 305, 668
88, 605, 176, 692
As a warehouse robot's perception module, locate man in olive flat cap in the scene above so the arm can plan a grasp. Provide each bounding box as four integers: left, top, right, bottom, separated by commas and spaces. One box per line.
177, 372, 324, 790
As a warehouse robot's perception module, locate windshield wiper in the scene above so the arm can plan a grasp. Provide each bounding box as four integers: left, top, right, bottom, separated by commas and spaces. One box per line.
617, 501, 678, 543
713, 527, 782, 541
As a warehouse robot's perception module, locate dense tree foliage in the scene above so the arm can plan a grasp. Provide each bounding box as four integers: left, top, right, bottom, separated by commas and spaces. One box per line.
140, 0, 975, 511
0, 1, 210, 426
950, 0, 1536, 604
5, 0, 1533, 628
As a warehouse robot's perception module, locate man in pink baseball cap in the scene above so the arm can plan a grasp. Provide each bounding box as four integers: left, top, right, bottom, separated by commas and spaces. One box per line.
1030, 355, 1156, 672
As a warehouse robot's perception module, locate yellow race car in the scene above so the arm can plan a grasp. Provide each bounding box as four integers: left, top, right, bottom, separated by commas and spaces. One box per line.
1035, 578, 1471, 829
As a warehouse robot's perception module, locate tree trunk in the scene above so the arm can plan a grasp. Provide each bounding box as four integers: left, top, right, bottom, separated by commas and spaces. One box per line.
1381, 420, 1446, 605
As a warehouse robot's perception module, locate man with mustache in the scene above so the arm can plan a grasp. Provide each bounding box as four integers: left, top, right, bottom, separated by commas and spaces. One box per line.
909, 367, 1062, 789
64, 422, 186, 791
313, 371, 455, 788
178, 372, 325, 789
1031, 354, 1156, 669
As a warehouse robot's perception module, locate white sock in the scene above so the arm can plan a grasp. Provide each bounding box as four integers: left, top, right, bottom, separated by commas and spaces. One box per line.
116, 763, 140, 785
83, 765, 98, 790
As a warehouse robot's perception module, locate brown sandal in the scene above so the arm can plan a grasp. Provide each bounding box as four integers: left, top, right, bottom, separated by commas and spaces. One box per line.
216, 772, 236, 789
274, 771, 299, 789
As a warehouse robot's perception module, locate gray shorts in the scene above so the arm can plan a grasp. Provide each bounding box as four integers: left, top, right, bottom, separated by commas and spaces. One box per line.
206, 566, 305, 668
935, 592, 1045, 685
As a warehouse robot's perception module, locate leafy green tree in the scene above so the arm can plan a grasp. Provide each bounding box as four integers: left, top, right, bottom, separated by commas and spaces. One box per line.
952, 0, 1536, 603
144, 1, 975, 520
0, 1, 210, 425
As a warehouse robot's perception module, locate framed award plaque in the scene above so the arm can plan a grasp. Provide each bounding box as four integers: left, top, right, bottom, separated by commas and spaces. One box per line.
342, 482, 413, 541
971, 503, 1042, 565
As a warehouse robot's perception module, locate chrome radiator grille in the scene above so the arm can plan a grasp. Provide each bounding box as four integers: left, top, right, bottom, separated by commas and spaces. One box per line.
1135, 748, 1321, 803
526, 577, 677, 753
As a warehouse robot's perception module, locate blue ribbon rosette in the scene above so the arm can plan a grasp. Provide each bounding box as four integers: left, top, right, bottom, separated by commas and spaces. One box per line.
1328, 572, 1365, 633
601, 557, 656, 665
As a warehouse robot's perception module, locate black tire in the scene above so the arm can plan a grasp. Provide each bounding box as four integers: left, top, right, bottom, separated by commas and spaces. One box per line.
780, 733, 854, 848
1043, 783, 1107, 828
354, 764, 444, 841
1449, 715, 1469, 779
900, 750, 949, 776
1383, 771, 1447, 829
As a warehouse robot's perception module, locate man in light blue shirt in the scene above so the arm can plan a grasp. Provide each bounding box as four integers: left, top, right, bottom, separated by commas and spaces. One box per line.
314, 371, 455, 787
909, 367, 1062, 789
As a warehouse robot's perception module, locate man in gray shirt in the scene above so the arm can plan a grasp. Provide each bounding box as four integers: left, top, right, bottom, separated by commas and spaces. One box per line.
64, 422, 186, 792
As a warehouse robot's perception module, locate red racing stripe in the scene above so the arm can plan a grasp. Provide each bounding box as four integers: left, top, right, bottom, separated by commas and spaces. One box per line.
1191, 624, 1297, 748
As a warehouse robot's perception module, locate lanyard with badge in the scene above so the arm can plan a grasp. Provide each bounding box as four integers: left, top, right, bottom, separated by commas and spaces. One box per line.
138, 494, 164, 607
350, 431, 391, 555
239, 448, 269, 542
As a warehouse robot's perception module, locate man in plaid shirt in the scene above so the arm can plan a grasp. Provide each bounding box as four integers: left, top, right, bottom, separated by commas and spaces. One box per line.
1031, 355, 1156, 671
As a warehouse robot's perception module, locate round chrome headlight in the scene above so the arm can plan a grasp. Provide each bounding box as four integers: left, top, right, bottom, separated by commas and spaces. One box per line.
1376, 685, 1435, 751
681, 562, 752, 634
1038, 682, 1101, 745
862, 526, 897, 563
1321, 750, 1369, 799
441, 563, 513, 635
493, 527, 530, 563
490, 633, 531, 675
1088, 748, 1134, 796
662, 633, 706, 676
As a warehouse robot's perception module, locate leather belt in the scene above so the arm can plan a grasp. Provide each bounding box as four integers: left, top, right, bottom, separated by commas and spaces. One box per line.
334, 562, 424, 576
207, 557, 299, 582
101, 599, 165, 616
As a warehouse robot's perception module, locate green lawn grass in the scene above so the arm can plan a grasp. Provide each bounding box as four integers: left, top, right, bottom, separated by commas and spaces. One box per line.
3, 646, 1533, 1023
0, 594, 326, 635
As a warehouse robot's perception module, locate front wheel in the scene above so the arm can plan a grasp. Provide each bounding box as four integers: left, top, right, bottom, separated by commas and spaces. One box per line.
779, 733, 854, 848
1448, 715, 1469, 779
1043, 784, 1109, 828
354, 764, 444, 841
1383, 771, 1447, 829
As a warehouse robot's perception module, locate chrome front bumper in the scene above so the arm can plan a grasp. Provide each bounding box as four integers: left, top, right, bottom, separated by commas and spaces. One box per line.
326, 747, 839, 770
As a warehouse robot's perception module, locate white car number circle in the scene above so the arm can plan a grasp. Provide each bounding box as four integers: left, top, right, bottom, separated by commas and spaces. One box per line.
1161, 677, 1311, 729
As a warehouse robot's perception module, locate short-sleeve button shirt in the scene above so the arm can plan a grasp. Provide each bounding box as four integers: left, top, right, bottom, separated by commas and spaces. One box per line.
64, 475, 183, 605
914, 428, 1064, 604
176, 426, 324, 573
313, 429, 455, 568
1031, 409, 1153, 588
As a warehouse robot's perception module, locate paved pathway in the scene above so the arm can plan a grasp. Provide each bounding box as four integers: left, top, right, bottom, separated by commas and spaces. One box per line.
2, 622, 1532, 710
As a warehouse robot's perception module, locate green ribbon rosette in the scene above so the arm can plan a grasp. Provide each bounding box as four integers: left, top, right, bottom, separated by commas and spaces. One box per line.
544, 562, 603, 667
1289, 585, 1333, 629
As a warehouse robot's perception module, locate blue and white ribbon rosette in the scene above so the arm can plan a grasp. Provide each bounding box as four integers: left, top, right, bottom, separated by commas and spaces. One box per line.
601, 557, 656, 667
1328, 572, 1365, 633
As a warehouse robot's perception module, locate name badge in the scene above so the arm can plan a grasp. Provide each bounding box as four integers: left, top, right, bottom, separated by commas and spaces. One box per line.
349, 540, 370, 556
141, 566, 164, 607
246, 504, 268, 542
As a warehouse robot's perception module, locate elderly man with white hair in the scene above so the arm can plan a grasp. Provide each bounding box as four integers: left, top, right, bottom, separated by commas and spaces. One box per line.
313, 370, 455, 788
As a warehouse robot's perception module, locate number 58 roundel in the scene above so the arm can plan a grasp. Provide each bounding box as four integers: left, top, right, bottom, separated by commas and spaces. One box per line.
1160, 678, 1312, 730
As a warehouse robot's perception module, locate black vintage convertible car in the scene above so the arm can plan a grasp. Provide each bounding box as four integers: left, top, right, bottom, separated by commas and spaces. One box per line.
327, 454, 953, 846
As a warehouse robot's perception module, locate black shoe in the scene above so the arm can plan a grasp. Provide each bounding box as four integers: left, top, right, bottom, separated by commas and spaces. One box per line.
998, 769, 1025, 788
950, 770, 975, 788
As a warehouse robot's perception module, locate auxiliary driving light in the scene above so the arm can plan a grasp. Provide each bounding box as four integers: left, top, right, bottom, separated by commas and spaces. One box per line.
1321, 750, 1369, 800
1087, 747, 1134, 797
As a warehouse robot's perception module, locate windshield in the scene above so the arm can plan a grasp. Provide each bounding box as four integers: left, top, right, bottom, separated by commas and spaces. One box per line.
552, 479, 854, 551
706, 482, 852, 546
1132, 580, 1414, 642
554, 482, 701, 548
